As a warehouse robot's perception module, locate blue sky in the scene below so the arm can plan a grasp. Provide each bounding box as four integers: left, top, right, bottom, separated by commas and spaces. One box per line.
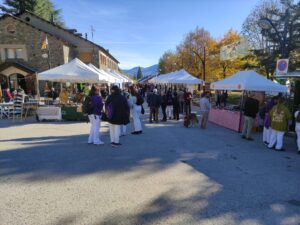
3, 0, 261, 69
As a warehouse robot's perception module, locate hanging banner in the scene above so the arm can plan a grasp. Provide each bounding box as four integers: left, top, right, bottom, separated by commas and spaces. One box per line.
276, 59, 289, 76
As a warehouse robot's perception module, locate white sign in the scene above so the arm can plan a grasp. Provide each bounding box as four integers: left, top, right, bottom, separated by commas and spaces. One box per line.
220, 38, 250, 61
276, 59, 289, 76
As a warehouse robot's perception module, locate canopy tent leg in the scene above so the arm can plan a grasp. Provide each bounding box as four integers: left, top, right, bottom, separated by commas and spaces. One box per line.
35, 72, 40, 100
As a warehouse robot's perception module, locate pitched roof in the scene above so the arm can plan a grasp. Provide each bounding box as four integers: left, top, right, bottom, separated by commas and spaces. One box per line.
0, 61, 37, 73
17, 11, 119, 64
0, 14, 74, 47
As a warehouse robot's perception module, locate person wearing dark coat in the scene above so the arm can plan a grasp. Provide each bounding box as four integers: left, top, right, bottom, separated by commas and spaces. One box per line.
105, 85, 130, 147
160, 91, 167, 121
241, 94, 259, 140
148, 89, 161, 123
173, 92, 180, 120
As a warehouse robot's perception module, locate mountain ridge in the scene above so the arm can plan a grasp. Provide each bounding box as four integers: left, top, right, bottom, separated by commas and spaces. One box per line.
122, 64, 158, 78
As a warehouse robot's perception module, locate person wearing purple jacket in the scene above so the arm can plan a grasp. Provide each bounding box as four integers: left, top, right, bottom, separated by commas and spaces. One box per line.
88, 86, 104, 145
263, 96, 278, 145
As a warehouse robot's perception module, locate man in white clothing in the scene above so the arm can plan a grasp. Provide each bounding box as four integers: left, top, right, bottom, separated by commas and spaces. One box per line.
199, 92, 211, 129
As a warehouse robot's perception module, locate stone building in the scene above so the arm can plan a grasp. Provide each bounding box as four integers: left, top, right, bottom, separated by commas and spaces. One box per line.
0, 11, 120, 94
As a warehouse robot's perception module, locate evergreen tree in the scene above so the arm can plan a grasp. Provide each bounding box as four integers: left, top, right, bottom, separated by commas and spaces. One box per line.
0, 0, 36, 14
136, 67, 143, 80
0, 0, 64, 26
34, 0, 64, 26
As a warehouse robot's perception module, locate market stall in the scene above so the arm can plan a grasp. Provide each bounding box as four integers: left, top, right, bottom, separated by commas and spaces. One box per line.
37, 58, 111, 121
149, 69, 203, 88
210, 70, 288, 132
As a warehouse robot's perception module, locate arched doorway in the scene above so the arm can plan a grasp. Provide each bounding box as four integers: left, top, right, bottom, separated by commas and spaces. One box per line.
9, 73, 27, 93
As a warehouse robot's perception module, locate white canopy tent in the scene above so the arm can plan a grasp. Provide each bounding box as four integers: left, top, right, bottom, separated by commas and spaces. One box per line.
108, 69, 132, 83
149, 69, 203, 85
38, 58, 107, 83
210, 70, 288, 93
88, 63, 119, 84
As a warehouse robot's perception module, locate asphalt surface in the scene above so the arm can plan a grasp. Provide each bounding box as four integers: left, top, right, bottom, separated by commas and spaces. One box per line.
0, 110, 300, 225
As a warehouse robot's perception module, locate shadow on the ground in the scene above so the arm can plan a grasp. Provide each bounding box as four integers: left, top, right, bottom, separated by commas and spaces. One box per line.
1, 111, 300, 225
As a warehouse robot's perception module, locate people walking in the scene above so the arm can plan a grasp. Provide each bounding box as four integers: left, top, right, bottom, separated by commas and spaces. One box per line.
148, 89, 161, 123
166, 89, 173, 119
295, 105, 300, 154
105, 85, 130, 147
267, 97, 291, 151
173, 92, 180, 120
88, 86, 104, 145
263, 96, 278, 145
199, 92, 211, 129
241, 93, 259, 141
129, 86, 143, 134
160, 91, 167, 121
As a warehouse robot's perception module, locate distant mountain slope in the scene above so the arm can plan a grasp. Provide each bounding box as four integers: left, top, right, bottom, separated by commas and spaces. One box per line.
122, 64, 158, 77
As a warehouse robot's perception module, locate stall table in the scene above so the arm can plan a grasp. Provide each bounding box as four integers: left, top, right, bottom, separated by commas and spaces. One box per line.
209, 108, 242, 132
61, 105, 87, 121
37, 106, 62, 121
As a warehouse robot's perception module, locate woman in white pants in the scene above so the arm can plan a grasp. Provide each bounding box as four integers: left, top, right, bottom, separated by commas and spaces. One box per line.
88, 86, 104, 145
263, 96, 278, 145
267, 97, 291, 151
105, 85, 130, 147
166, 90, 173, 119
294, 106, 300, 154
129, 86, 143, 135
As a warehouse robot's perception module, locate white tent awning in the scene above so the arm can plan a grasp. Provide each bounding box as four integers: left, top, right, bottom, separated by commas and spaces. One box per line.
88, 64, 118, 83
38, 58, 107, 83
210, 70, 288, 93
149, 69, 203, 84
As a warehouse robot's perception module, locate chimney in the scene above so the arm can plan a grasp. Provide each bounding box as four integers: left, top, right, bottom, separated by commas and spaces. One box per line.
50, 13, 54, 24
67, 29, 77, 34
85, 33, 88, 40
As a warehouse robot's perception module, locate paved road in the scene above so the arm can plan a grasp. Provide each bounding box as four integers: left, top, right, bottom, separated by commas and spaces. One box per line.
0, 112, 300, 225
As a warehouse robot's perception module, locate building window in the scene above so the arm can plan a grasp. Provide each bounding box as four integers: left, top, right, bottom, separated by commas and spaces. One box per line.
5, 48, 24, 59
79, 52, 92, 63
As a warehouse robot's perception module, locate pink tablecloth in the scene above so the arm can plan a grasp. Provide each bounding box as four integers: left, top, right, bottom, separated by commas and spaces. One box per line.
208, 108, 241, 132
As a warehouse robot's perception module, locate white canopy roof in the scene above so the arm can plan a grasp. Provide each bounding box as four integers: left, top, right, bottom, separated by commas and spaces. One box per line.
108, 69, 133, 83
38, 58, 107, 83
88, 64, 118, 84
210, 70, 288, 92
149, 69, 203, 84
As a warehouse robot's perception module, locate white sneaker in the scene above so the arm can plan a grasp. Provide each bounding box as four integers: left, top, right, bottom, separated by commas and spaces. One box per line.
94, 141, 104, 145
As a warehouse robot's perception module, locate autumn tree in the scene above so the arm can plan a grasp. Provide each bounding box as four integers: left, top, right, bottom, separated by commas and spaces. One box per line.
216, 30, 246, 79
158, 50, 180, 74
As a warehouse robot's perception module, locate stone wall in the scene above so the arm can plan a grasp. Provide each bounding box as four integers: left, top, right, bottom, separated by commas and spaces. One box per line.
0, 16, 74, 72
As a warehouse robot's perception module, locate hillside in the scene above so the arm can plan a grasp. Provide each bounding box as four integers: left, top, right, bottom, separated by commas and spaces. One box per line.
122, 64, 158, 78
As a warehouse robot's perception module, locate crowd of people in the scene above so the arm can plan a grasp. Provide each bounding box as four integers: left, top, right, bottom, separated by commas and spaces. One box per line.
85, 84, 196, 147
86, 85, 145, 147
146, 87, 193, 123
241, 94, 300, 154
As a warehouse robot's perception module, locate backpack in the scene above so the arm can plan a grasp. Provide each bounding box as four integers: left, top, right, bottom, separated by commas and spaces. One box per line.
136, 94, 144, 105
82, 96, 93, 115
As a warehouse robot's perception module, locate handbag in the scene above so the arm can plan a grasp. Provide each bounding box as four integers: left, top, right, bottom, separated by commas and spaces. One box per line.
141, 105, 145, 115
101, 111, 108, 121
